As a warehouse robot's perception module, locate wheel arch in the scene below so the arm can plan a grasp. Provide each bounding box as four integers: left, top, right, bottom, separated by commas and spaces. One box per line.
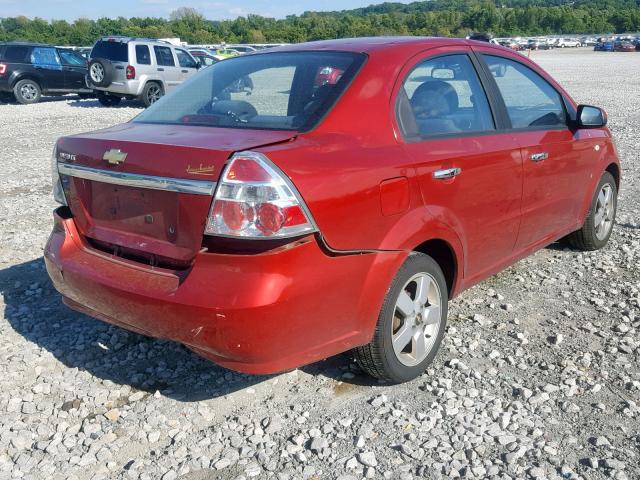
413, 238, 458, 299
11, 73, 42, 90
605, 162, 620, 190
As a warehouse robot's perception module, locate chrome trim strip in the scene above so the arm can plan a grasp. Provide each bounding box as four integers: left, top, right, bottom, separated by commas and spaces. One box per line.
58, 163, 216, 196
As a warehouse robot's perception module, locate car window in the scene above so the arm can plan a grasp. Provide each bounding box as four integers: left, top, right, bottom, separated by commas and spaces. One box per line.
154, 46, 175, 67
484, 55, 566, 129
198, 56, 218, 67
176, 49, 197, 69
3, 45, 30, 63
398, 54, 494, 138
133, 51, 365, 132
135, 45, 151, 65
30, 47, 61, 68
91, 40, 128, 62
58, 49, 86, 66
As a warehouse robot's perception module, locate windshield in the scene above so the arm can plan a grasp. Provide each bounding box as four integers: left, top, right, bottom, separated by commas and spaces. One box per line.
133, 51, 365, 132
91, 40, 128, 62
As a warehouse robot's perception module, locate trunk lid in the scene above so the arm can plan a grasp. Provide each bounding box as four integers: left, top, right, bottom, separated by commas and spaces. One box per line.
58, 122, 296, 267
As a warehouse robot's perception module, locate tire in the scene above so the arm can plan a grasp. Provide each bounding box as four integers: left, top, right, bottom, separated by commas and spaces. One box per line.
13, 79, 41, 104
563, 171, 617, 251
97, 92, 122, 107
140, 82, 163, 107
88, 58, 114, 87
353, 252, 448, 383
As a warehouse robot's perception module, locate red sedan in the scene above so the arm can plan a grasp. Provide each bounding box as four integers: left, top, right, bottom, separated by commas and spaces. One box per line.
46, 37, 620, 383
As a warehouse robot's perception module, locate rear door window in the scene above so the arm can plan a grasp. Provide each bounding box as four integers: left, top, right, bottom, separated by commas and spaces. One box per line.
30, 47, 61, 69
58, 49, 86, 66
135, 45, 151, 65
154, 46, 175, 67
483, 55, 566, 129
91, 41, 128, 62
397, 54, 495, 139
3, 45, 30, 63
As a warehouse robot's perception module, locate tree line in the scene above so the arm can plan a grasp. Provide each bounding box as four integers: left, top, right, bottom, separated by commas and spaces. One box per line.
0, 0, 639, 46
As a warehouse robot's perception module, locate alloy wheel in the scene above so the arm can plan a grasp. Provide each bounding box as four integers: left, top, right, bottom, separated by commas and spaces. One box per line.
594, 183, 615, 240
90, 63, 104, 83
20, 83, 37, 101
391, 272, 442, 367
147, 85, 162, 104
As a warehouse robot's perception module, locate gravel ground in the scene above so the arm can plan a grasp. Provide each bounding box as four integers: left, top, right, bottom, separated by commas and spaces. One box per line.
0, 48, 639, 480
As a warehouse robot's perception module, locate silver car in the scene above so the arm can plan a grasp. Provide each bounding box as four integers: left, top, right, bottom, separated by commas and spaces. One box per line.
87, 37, 199, 107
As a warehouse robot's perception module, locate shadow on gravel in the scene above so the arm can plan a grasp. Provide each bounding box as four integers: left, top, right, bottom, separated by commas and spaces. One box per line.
0, 94, 91, 105
68, 99, 141, 109
0, 258, 271, 402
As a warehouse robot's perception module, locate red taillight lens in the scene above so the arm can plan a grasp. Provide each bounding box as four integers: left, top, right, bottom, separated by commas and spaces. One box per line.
204, 152, 316, 239
126, 65, 136, 80
0, 63, 6, 75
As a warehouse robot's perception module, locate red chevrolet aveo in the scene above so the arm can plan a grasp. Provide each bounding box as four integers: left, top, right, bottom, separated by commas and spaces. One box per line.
46, 38, 619, 383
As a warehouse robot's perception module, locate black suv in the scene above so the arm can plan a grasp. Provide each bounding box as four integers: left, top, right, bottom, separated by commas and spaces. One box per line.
0, 42, 93, 104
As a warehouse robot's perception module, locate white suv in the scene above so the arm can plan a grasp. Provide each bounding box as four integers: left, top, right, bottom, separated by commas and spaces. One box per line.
87, 37, 199, 107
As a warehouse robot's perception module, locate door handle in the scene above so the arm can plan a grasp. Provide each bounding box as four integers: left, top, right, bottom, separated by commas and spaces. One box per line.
433, 168, 462, 180
530, 152, 548, 162
181, 69, 188, 73
157, 68, 164, 71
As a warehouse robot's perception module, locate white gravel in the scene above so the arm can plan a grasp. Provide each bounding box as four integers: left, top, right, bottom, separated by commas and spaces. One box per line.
0, 48, 639, 480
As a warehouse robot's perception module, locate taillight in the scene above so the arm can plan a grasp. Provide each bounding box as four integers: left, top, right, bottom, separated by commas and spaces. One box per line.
204, 151, 316, 239
0, 63, 6, 75
126, 65, 136, 80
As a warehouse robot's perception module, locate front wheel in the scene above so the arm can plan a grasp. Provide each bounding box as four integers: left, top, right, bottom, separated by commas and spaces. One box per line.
563, 171, 617, 251
353, 253, 448, 383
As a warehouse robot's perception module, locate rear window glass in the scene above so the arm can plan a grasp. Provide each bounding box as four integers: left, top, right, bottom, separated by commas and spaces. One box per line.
3, 45, 30, 63
133, 51, 365, 132
91, 41, 128, 62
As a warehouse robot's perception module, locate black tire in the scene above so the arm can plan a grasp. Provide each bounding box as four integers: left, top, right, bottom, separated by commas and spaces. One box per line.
13, 79, 41, 104
563, 171, 617, 251
140, 82, 164, 108
88, 58, 114, 87
97, 92, 122, 107
353, 252, 448, 383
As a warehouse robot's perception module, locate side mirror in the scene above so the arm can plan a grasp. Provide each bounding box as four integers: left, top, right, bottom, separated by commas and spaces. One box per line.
576, 104, 607, 128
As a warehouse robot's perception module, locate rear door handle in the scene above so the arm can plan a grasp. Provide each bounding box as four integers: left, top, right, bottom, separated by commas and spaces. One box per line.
181, 69, 188, 73
433, 168, 462, 180
157, 68, 164, 71
530, 152, 548, 162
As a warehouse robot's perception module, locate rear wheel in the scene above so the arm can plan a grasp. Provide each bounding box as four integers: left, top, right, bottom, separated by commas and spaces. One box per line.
353, 253, 448, 383
140, 82, 163, 107
563, 171, 617, 250
13, 79, 41, 104
97, 92, 122, 107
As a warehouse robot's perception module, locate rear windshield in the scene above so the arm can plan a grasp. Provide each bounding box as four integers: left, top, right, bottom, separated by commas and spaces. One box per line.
133, 51, 365, 132
91, 40, 128, 62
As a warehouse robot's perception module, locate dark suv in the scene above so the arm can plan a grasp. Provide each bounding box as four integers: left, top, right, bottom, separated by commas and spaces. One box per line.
0, 42, 92, 104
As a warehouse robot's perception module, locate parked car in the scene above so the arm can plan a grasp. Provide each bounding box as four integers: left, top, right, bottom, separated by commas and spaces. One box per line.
0, 42, 92, 104
557, 38, 582, 47
87, 37, 200, 107
212, 48, 240, 59
226, 45, 257, 54
47, 37, 620, 383
594, 41, 614, 52
613, 41, 636, 52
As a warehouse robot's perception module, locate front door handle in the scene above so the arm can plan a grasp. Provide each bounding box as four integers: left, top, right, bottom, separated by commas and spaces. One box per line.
530, 152, 549, 162
157, 68, 164, 71
433, 167, 462, 180
181, 69, 188, 73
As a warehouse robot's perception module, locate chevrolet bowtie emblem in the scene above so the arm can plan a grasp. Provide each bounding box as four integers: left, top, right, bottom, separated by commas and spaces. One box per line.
103, 149, 127, 165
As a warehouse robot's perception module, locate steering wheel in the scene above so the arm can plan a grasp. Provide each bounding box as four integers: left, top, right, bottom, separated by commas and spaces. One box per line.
199, 100, 257, 123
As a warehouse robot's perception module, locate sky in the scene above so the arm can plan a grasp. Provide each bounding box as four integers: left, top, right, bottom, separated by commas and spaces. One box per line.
0, 0, 415, 21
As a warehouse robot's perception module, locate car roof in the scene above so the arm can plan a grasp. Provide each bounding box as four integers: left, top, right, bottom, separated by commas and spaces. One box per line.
269, 36, 476, 54
0, 41, 53, 48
